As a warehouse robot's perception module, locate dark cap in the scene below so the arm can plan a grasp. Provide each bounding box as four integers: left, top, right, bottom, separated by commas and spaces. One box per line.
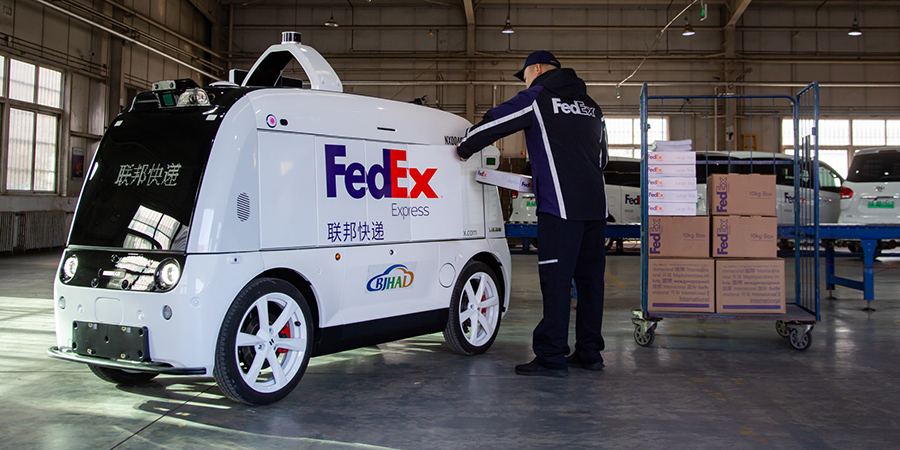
513, 51, 561, 81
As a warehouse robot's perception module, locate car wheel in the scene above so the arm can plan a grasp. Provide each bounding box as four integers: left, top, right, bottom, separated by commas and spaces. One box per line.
443, 261, 502, 355
89, 364, 158, 385
214, 278, 313, 405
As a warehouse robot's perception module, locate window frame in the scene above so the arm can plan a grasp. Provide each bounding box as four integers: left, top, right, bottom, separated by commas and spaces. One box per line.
606, 116, 669, 159
782, 117, 900, 179
0, 55, 65, 195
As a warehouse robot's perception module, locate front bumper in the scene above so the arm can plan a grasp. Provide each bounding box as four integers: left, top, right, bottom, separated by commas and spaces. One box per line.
47, 346, 206, 375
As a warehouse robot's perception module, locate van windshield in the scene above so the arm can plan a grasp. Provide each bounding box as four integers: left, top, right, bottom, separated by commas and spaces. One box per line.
847, 151, 900, 183
68, 109, 219, 251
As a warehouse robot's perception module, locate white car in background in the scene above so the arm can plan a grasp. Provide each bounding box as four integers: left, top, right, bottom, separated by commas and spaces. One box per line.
508, 153, 844, 227
839, 147, 900, 224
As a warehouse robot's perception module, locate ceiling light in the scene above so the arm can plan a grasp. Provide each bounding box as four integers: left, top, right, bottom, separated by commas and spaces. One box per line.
325, 15, 338, 27
502, 0, 514, 34
682, 18, 695, 37
848, 18, 862, 36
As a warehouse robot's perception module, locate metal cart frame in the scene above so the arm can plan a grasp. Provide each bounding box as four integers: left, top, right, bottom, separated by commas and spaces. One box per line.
633, 83, 821, 351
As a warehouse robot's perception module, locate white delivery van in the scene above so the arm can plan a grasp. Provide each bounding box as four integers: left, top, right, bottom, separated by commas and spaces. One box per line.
696, 151, 844, 224
839, 147, 900, 224
509, 152, 843, 226
48, 32, 511, 405
509, 156, 643, 226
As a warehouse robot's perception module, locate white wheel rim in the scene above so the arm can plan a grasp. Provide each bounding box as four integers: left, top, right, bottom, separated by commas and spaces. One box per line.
458, 271, 500, 347
235, 293, 308, 394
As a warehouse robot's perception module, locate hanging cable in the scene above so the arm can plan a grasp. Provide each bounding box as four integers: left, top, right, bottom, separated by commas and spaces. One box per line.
616, 0, 698, 96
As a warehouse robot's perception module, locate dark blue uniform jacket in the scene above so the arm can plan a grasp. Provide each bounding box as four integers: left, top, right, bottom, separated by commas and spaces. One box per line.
457, 68, 608, 221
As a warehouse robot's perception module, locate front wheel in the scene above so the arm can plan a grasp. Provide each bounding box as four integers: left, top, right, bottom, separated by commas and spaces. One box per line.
214, 278, 313, 405
443, 261, 502, 355
89, 365, 158, 385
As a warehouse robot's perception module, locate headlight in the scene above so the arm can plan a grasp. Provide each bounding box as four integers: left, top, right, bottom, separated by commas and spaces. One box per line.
61, 255, 78, 282
155, 258, 182, 290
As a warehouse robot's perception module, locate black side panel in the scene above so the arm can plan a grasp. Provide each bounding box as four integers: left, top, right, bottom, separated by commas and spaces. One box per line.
312, 309, 449, 356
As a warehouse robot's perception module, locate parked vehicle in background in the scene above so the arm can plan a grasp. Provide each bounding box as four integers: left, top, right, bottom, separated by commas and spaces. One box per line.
698, 151, 844, 224
840, 147, 900, 224
509, 153, 843, 228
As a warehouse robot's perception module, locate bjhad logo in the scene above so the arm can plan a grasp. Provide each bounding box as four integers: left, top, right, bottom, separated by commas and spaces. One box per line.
715, 177, 729, 213
715, 219, 730, 255
326, 145, 437, 199
649, 218, 662, 254
367, 264, 415, 292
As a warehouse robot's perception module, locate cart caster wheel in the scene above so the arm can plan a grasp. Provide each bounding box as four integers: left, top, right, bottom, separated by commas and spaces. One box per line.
775, 321, 790, 338
789, 328, 812, 351
634, 325, 655, 347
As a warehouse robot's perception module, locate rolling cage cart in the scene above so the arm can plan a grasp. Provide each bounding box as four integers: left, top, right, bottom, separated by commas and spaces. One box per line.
632, 82, 821, 351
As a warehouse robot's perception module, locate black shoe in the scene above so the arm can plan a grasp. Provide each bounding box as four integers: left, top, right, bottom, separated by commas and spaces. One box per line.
566, 353, 604, 371
515, 359, 569, 378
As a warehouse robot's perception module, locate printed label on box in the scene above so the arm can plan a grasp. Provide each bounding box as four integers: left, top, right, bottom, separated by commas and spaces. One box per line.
649, 202, 697, 216
648, 190, 698, 203
647, 151, 697, 165
716, 259, 785, 313
648, 258, 715, 312
648, 164, 696, 178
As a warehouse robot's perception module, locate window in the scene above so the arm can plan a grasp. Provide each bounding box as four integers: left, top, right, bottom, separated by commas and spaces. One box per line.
782, 118, 900, 179
605, 117, 668, 158
2, 58, 64, 192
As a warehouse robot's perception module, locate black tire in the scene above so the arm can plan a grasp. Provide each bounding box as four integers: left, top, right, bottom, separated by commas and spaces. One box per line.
775, 320, 790, 338
89, 364, 158, 385
789, 328, 812, 351
214, 278, 313, 405
443, 261, 502, 355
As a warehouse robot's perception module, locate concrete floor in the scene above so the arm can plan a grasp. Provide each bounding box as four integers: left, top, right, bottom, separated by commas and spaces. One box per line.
2, 248, 900, 450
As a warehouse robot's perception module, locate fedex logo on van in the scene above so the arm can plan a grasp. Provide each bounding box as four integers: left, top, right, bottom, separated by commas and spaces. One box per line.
625, 194, 641, 205
326, 145, 437, 199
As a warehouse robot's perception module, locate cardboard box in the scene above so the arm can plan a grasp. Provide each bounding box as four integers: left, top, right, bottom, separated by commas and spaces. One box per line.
648, 190, 698, 203
648, 164, 696, 178
716, 259, 786, 314
648, 258, 715, 312
649, 202, 697, 216
648, 216, 709, 258
648, 151, 696, 165
711, 216, 777, 258
707, 174, 776, 216
647, 176, 697, 191
475, 168, 533, 193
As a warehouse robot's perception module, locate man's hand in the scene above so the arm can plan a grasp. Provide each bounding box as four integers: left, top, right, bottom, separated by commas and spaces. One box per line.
457, 145, 468, 162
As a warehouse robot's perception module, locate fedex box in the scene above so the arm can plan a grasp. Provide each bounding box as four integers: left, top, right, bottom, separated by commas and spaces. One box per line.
648, 202, 697, 216
648, 176, 697, 191
647, 164, 696, 178
716, 259, 786, 314
707, 174, 776, 216
647, 151, 696, 165
648, 258, 715, 313
475, 168, 533, 193
648, 216, 709, 258
711, 216, 777, 258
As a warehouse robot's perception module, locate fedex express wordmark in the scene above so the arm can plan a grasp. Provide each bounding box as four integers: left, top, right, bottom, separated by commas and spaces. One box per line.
326, 145, 438, 199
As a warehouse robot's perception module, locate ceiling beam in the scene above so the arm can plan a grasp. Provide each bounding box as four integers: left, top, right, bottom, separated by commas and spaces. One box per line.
462, 0, 475, 24
726, 0, 753, 27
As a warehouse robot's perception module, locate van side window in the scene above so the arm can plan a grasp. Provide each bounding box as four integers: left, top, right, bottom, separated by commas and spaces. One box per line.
621, 161, 641, 187
696, 155, 729, 184
818, 165, 843, 192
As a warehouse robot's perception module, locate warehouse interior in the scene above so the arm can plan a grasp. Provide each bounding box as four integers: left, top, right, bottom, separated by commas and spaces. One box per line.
1, 0, 900, 448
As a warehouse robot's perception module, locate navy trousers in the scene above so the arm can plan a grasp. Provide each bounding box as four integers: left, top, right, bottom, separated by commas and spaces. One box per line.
533, 213, 607, 369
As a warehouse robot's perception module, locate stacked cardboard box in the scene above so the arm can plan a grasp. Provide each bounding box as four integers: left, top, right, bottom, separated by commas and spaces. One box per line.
646, 216, 714, 312
648, 140, 697, 216
707, 173, 785, 314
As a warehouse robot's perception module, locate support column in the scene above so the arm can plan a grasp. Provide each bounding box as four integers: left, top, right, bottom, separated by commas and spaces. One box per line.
106, 0, 125, 123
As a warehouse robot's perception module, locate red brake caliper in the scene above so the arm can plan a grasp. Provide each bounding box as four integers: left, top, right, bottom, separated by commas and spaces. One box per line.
276, 324, 290, 354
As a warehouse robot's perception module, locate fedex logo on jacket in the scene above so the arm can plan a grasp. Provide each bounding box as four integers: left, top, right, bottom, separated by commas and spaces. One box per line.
551, 98, 596, 117
325, 144, 437, 199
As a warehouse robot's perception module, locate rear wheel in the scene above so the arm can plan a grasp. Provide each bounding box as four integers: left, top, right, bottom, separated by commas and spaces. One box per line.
214, 278, 313, 405
444, 261, 502, 355
89, 365, 158, 385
